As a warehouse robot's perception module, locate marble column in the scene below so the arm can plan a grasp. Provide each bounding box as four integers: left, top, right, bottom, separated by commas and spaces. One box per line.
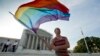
45, 37, 47, 50
46, 38, 49, 50
48, 37, 51, 50
37, 37, 40, 50
41, 37, 44, 50
26, 34, 32, 49
35, 36, 39, 50
43, 37, 46, 50
16, 30, 28, 52
40, 37, 43, 50
31, 35, 35, 49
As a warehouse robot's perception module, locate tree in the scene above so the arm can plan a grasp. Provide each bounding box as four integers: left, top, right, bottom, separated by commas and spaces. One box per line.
73, 36, 100, 53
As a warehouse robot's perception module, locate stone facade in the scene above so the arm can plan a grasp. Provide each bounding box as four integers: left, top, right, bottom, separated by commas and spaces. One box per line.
17, 29, 52, 52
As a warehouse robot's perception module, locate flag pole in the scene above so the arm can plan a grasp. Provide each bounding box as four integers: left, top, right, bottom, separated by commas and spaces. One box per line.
80, 28, 90, 53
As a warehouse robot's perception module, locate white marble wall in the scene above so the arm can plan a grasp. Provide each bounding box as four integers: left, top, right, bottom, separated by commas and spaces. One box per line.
26, 35, 51, 50
17, 29, 52, 52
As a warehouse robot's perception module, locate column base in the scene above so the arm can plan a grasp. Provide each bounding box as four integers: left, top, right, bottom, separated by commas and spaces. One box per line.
16, 45, 23, 52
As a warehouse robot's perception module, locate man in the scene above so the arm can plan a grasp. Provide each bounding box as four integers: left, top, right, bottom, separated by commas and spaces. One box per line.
43, 28, 70, 56
2, 40, 11, 52
12, 40, 18, 52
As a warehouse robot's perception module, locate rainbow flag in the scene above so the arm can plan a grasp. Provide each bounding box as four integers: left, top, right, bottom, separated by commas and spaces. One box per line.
15, 0, 70, 32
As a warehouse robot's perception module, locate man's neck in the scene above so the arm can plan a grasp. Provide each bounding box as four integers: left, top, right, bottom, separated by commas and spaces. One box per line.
56, 34, 61, 37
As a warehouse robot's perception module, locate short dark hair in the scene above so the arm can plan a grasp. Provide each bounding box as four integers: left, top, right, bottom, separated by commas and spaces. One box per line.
54, 28, 61, 32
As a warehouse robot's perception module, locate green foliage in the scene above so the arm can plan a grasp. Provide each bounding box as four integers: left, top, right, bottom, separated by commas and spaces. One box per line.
73, 36, 100, 53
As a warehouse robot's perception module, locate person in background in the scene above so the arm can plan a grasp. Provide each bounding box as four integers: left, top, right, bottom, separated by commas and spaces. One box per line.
12, 40, 18, 52
2, 39, 11, 52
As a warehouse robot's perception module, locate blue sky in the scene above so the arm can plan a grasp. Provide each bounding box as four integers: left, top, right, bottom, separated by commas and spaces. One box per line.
0, 0, 100, 50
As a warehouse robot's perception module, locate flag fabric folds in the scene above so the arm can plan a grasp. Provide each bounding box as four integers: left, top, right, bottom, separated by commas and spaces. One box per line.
15, 0, 70, 33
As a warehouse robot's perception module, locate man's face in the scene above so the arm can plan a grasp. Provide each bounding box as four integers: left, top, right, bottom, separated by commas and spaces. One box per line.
54, 28, 61, 35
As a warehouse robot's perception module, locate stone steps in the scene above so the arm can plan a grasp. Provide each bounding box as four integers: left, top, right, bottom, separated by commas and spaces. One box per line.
0, 52, 99, 56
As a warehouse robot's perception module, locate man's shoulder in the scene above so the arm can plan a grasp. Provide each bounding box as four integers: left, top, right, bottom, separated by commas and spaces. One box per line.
62, 36, 66, 37
62, 36, 68, 40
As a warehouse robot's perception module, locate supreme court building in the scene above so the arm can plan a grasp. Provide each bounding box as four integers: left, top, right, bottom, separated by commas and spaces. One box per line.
17, 29, 52, 52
